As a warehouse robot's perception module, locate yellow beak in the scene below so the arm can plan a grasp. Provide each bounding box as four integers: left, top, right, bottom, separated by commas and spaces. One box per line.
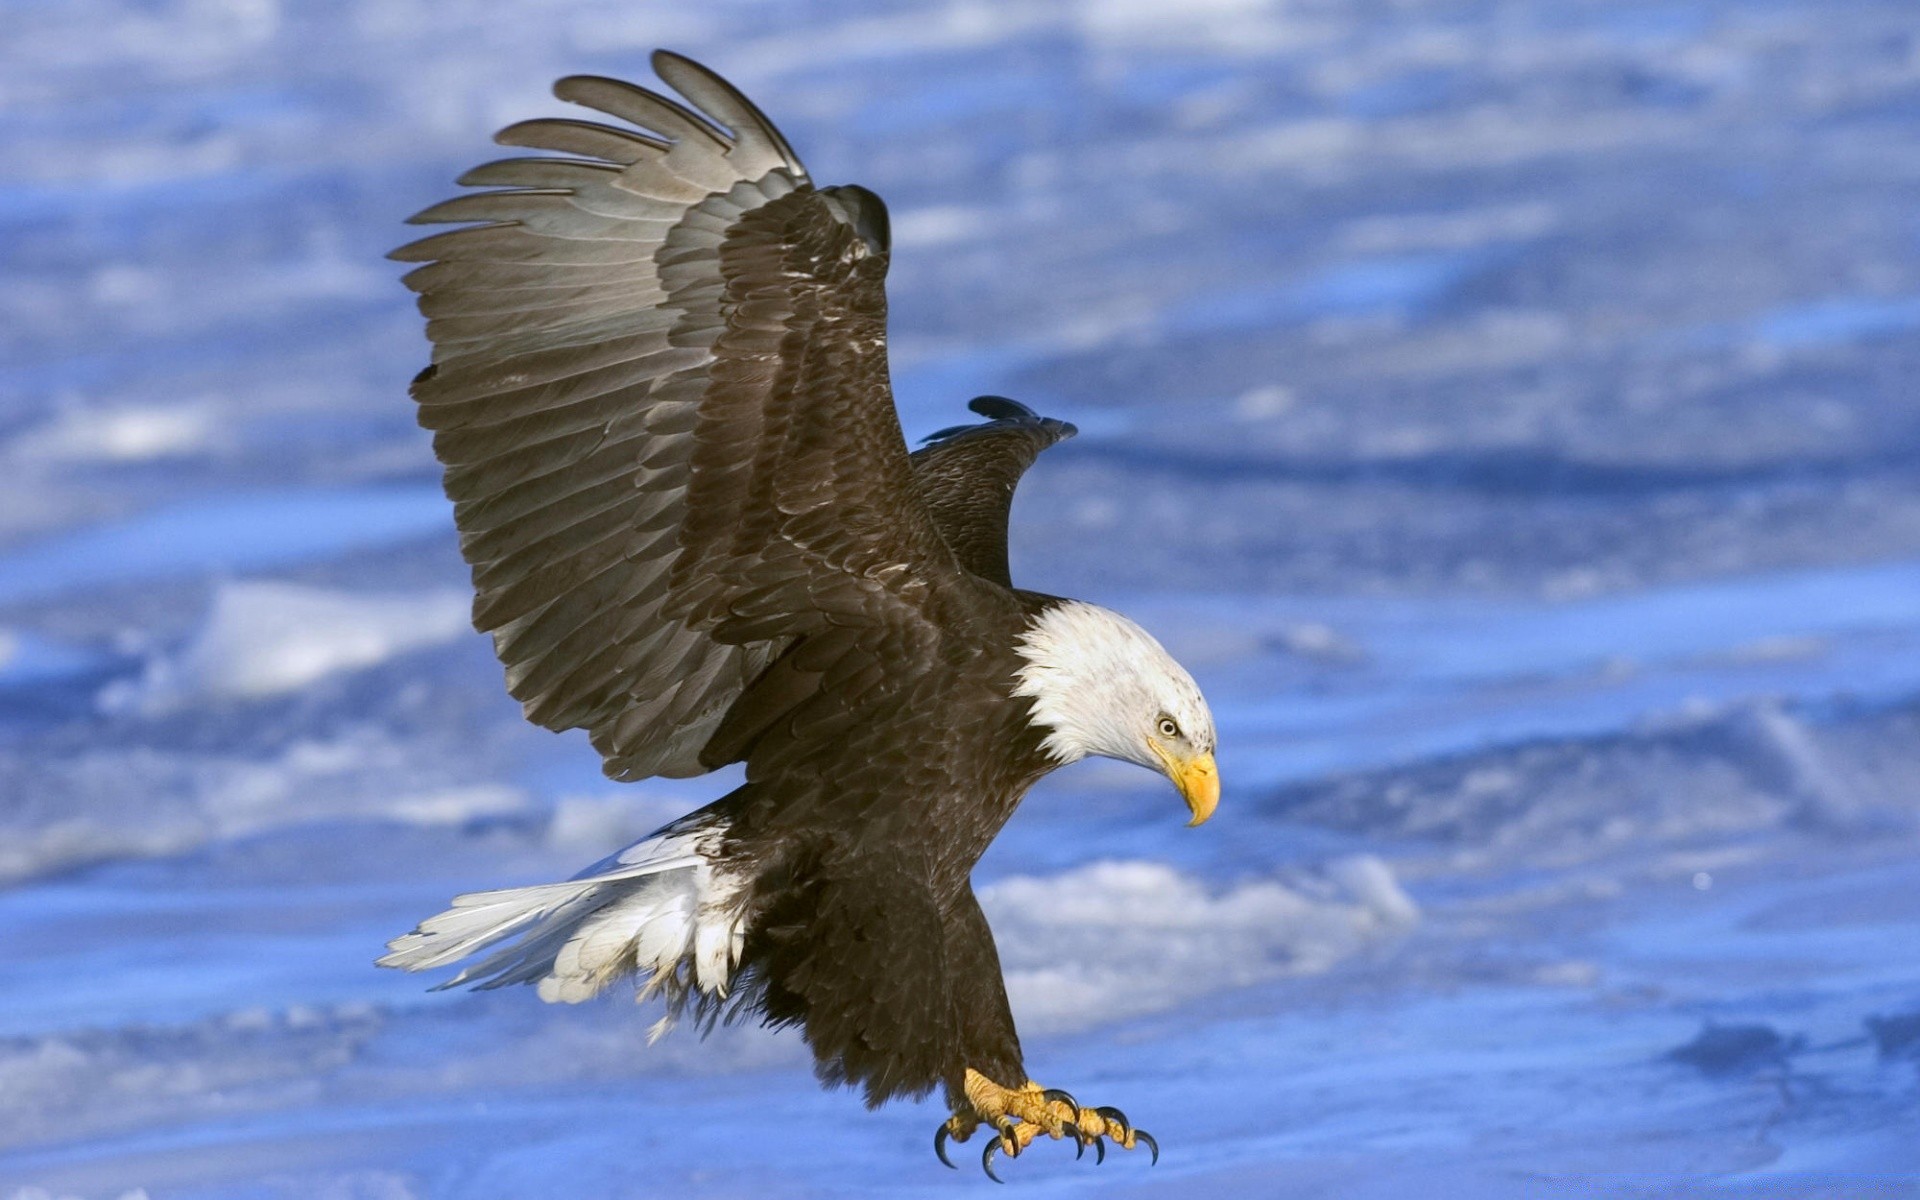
1154, 744, 1219, 827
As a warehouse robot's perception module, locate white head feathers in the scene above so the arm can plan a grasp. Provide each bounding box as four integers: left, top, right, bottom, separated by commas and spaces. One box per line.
1012, 600, 1215, 769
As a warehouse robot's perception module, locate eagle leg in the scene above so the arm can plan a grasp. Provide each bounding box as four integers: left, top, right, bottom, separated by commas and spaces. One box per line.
934, 1068, 1157, 1179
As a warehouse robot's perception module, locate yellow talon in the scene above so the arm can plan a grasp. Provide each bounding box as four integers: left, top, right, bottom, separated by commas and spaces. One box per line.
937, 1069, 1158, 1179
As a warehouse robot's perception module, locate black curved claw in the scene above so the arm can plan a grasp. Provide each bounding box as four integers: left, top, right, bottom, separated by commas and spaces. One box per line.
1042, 1087, 1079, 1110
1094, 1104, 1131, 1133
981, 1138, 1006, 1184
1135, 1128, 1160, 1165
1063, 1122, 1084, 1159
1091, 1136, 1107, 1165
935, 1124, 957, 1170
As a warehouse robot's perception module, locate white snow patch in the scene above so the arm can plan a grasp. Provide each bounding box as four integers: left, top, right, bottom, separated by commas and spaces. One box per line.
1340, 203, 1559, 255
545, 792, 714, 852
1073, 0, 1314, 53
384, 785, 526, 825
0, 726, 535, 884
1234, 384, 1298, 420
1275, 620, 1368, 664
106, 581, 473, 711
981, 857, 1418, 1032
9, 401, 224, 463
889, 205, 990, 249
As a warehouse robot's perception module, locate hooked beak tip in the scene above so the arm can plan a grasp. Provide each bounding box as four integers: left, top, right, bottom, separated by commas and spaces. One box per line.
1175, 752, 1219, 827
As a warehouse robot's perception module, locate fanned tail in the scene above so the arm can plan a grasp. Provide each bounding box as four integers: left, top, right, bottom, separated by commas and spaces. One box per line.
378, 817, 746, 1008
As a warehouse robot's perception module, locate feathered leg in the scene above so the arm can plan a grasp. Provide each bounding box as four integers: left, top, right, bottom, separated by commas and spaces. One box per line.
929, 890, 1157, 1181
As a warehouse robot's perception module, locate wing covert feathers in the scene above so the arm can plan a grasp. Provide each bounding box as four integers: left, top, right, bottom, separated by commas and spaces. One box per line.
910, 397, 1077, 588
396, 52, 956, 782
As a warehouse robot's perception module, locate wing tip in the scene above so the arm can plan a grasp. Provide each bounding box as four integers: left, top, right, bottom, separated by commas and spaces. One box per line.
967, 395, 1036, 421
649, 49, 809, 177
921, 396, 1077, 445
650, 47, 696, 75
551, 71, 613, 99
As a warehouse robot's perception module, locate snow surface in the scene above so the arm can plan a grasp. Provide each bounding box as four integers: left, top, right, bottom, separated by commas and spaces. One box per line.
103, 581, 474, 711
4, 0, 1920, 1195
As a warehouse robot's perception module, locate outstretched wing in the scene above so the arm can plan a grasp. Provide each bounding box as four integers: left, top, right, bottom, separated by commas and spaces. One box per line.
395, 52, 969, 782
910, 397, 1076, 589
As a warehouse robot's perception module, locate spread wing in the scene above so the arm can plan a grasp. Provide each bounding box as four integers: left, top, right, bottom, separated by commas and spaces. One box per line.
395, 52, 969, 782
910, 397, 1076, 589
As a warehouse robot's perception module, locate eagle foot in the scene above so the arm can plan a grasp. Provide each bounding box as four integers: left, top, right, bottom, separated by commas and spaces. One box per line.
934, 1069, 1157, 1181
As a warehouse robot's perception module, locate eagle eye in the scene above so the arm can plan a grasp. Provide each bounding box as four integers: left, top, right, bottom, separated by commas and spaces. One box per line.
1156, 717, 1180, 739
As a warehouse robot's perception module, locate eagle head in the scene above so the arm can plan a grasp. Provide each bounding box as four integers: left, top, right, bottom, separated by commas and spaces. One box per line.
1012, 600, 1220, 825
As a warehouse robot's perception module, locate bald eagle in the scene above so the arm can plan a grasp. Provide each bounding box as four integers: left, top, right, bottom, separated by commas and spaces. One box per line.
379, 51, 1219, 1178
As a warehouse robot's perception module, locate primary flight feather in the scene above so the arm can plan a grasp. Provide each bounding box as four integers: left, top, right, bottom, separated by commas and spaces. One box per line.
380, 50, 1219, 1178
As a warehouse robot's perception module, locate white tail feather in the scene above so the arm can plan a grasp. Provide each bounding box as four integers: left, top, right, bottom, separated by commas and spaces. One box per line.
693, 913, 732, 996
379, 818, 745, 1007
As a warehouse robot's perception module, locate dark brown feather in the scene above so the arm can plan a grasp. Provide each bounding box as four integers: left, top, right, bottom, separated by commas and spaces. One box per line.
911, 397, 1076, 587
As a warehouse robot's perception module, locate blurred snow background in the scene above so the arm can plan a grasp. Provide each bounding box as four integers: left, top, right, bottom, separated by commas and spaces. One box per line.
3, 0, 1920, 1195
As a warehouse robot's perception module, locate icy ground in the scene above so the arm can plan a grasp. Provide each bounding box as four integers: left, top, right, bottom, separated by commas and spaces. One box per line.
4, 0, 1920, 1195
